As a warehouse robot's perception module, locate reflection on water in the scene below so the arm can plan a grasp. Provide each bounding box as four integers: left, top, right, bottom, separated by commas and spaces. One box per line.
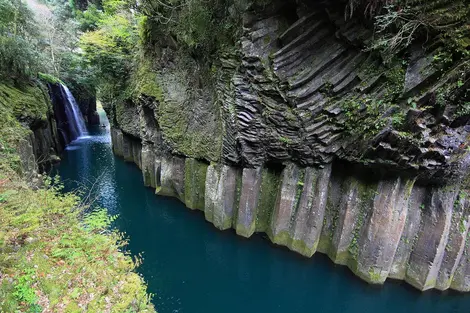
56, 109, 470, 313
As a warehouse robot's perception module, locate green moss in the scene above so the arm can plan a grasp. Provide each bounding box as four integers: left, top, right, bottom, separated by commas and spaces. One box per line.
38, 73, 63, 85
279, 136, 292, 145
270, 230, 291, 247
129, 59, 164, 102
158, 97, 222, 162
340, 96, 389, 137
155, 183, 178, 198
232, 169, 242, 227
0, 82, 50, 122
184, 158, 208, 211
236, 223, 255, 238
366, 267, 386, 284
219, 217, 233, 231
289, 237, 316, 257
203, 165, 218, 223
332, 250, 350, 265
317, 235, 333, 255
255, 168, 281, 232
348, 181, 376, 261
0, 82, 51, 177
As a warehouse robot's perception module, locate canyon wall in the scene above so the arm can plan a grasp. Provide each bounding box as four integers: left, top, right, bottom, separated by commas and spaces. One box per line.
111, 128, 470, 291
109, 0, 470, 291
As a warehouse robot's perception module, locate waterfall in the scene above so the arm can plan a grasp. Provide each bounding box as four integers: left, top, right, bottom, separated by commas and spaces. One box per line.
60, 83, 87, 140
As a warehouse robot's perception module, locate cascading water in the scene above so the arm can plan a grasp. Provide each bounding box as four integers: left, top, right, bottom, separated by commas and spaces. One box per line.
60, 83, 87, 140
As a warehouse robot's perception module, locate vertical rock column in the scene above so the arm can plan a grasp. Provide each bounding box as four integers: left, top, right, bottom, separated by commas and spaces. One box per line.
255, 167, 281, 233
111, 128, 124, 157
389, 186, 425, 279
406, 188, 457, 290
132, 140, 142, 169
205, 164, 241, 230
17, 132, 39, 179
436, 193, 470, 290
355, 178, 414, 283
184, 158, 208, 211
328, 177, 362, 264
122, 134, 133, 162
155, 156, 185, 201
236, 167, 263, 237
317, 173, 343, 256
269, 163, 303, 246
450, 227, 470, 291
288, 165, 332, 257
141, 143, 156, 188
318, 175, 377, 266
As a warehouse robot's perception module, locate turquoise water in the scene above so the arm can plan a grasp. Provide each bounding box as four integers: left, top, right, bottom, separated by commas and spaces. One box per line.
55, 111, 470, 313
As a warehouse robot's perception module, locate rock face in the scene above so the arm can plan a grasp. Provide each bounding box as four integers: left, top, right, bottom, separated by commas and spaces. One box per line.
111, 128, 470, 291
14, 81, 93, 181
109, 0, 470, 291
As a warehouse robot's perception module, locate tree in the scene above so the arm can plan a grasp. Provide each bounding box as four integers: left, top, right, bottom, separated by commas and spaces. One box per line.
0, 0, 42, 80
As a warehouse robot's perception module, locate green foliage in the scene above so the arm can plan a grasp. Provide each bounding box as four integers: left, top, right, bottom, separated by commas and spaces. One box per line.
0, 171, 156, 312
341, 97, 389, 136
76, 3, 103, 31
38, 72, 62, 84
432, 64, 470, 119
0, 81, 50, 177
368, 1, 470, 63
79, 0, 138, 103
83, 208, 118, 232
13, 268, 42, 313
279, 136, 292, 145
127, 54, 163, 101
0, 0, 43, 80
0, 82, 50, 121
138, 0, 239, 58
0, 80, 155, 311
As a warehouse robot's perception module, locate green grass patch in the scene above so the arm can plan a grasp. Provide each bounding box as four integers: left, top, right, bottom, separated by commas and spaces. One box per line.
0, 178, 156, 312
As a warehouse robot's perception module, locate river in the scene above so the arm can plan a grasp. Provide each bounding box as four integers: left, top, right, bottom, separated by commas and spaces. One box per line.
55, 109, 470, 313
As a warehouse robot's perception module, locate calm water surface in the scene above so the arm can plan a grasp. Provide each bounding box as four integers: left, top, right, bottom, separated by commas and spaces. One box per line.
55, 110, 470, 313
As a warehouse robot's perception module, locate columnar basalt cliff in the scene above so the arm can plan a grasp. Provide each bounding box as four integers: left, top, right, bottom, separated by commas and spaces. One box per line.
109, 0, 470, 291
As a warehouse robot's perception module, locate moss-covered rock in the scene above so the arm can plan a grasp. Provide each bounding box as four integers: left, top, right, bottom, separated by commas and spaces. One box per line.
0, 82, 50, 123
184, 158, 208, 210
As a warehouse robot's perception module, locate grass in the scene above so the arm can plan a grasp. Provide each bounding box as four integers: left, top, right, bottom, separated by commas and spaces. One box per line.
0, 175, 156, 312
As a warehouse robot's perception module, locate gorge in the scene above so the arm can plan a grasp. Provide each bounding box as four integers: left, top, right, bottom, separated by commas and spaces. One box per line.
56, 108, 470, 313
1, 0, 470, 311
106, 0, 470, 292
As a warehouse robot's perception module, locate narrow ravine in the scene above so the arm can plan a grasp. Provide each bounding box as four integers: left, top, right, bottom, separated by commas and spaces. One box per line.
55, 110, 470, 313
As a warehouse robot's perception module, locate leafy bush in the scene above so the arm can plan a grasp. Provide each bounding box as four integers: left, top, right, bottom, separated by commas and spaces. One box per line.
0, 0, 42, 80
138, 0, 238, 58
79, 0, 138, 102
